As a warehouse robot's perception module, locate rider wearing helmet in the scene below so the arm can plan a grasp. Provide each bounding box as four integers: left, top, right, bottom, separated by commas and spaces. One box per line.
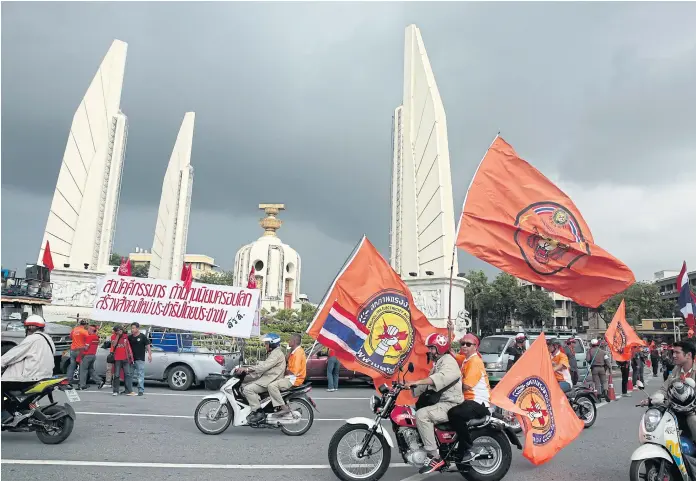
448, 333, 491, 463
406, 332, 463, 474
1, 315, 56, 424
505, 333, 527, 371
643, 340, 696, 439
547, 337, 572, 392
588, 338, 611, 401
236, 333, 286, 423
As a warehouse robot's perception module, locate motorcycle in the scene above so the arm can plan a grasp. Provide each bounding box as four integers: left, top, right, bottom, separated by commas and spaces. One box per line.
565, 384, 599, 429
630, 382, 696, 481
194, 371, 316, 436
327, 362, 520, 481
491, 406, 521, 434
1, 375, 78, 444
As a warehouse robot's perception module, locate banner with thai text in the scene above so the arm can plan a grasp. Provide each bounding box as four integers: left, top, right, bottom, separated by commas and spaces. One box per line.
91, 275, 260, 338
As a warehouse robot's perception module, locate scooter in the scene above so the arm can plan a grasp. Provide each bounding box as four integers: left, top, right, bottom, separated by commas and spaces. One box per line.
630, 381, 696, 481
193, 371, 316, 436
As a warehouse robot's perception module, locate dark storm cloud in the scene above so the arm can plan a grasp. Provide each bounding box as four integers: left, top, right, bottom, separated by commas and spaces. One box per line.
2, 2, 696, 299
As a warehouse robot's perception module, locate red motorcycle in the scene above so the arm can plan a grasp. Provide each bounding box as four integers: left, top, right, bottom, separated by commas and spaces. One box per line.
328, 362, 520, 481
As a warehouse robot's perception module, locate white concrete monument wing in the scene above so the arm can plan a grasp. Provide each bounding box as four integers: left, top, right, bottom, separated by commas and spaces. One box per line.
390, 25, 458, 279
149, 112, 196, 281
38, 39, 128, 272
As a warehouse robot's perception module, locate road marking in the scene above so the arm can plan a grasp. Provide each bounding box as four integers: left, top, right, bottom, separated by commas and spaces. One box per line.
1, 459, 411, 470
75, 411, 353, 422
398, 473, 435, 481
74, 391, 369, 400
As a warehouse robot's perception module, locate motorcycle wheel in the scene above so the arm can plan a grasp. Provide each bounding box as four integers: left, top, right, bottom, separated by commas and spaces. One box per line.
194, 399, 233, 435
35, 406, 74, 445
457, 431, 512, 481
629, 459, 680, 481
328, 423, 391, 481
280, 398, 314, 436
574, 396, 596, 429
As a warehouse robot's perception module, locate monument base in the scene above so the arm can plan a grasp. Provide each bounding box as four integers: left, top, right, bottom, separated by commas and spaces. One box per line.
43, 266, 116, 322
404, 276, 470, 339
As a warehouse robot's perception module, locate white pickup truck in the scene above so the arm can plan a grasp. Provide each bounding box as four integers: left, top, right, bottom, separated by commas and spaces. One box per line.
61, 340, 243, 391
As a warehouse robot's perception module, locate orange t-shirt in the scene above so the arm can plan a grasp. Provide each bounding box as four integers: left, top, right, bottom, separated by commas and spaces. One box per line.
70, 326, 88, 350
287, 347, 307, 386
460, 353, 491, 405
551, 350, 572, 384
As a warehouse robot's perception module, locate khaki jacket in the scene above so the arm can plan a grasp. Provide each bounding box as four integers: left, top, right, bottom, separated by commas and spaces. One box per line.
414, 353, 464, 406
1, 332, 55, 382
249, 347, 286, 388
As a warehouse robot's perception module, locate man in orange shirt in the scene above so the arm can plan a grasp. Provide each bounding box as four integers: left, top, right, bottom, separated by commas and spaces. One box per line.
447, 333, 492, 462
547, 338, 572, 391
267, 333, 307, 419
66, 319, 88, 382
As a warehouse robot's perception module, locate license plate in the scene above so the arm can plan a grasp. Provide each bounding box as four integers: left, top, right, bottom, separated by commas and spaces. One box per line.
65, 389, 81, 402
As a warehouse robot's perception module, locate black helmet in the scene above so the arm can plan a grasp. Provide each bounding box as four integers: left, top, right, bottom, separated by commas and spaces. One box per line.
668, 380, 696, 413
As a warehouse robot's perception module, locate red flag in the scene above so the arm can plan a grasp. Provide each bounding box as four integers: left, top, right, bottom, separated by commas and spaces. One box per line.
306, 236, 445, 404
455, 136, 635, 308
41, 241, 55, 271
605, 299, 646, 362
491, 333, 584, 465
117, 257, 131, 276
247, 266, 257, 289
181, 263, 193, 291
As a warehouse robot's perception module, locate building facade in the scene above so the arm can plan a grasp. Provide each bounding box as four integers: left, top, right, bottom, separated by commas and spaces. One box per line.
148, 112, 195, 281
233, 204, 304, 312
653, 269, 696, 302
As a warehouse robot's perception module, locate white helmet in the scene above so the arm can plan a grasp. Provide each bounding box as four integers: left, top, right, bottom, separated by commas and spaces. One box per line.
24, 314, 46, 328
590, 338, 599, 347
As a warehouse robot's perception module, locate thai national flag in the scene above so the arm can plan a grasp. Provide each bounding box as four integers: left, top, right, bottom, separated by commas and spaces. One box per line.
317, 302, 369, 358
678, 261, 696, 330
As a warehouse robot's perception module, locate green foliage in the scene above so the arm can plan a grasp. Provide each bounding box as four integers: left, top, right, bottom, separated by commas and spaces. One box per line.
109, 253, 122, 266
132, 263, 149, 278
598, 282, 677, 326
518, 289, 555, 327
198, 270, 235, 286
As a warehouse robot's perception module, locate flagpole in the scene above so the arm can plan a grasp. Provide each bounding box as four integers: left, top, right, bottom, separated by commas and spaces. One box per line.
448, 133, 501, 334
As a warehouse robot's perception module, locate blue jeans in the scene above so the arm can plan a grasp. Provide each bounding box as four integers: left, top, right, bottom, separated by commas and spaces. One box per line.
66, 349, 81, 381
133, 360, 146, 393
327, 356, 340, 390
559, 381, 572, 392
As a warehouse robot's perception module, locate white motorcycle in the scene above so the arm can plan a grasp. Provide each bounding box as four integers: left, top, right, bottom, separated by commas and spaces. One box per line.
630, 381, 696, 481
194, 371, 316, 436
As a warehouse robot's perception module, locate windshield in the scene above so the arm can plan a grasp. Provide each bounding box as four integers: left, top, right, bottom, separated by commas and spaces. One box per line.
479, 337, 509, 355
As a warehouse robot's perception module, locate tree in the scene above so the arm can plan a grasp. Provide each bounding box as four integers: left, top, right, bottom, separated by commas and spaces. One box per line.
599, 282, 672, 326
198, 270, 234, 286
486, 273, 525, 329
109, 253, 122, 266
518, 289, 555, 327
298, 303, 318, 325
132, 263, 149, 278
464, 270, 491, 334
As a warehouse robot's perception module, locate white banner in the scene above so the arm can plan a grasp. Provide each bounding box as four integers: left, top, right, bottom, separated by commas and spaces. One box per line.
91, 275, 260, 338
251, 296, 261, 337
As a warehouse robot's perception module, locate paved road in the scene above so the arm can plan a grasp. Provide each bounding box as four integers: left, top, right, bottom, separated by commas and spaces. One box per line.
2, 375, 660, 481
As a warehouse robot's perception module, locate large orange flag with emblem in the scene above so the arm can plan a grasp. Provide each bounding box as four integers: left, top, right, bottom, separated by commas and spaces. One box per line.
490, 333, 584, 465
306, 236, 444, 402
456, 136, 635, 308
605, 300, 646, 362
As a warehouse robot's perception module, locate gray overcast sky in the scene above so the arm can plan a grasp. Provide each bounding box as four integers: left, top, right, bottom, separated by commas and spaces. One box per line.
2, 2, 695, 301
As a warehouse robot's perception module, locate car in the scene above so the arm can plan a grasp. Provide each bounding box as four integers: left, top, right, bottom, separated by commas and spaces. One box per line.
304, 342, 372, 384
61, 344, 243, 391
528, 334, 589, 381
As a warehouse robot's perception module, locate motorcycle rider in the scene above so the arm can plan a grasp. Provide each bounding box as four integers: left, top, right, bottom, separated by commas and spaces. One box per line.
236, 333, 286, 423
405, 333, 463, 474
587, 338, 611, 401
547, 338, 572, 392
641, 340, 696, 438
564, 338, 579, 386
448, 333, 491, 463
505, 333, 526, 371
1, 315, 55, 424
267, 333, 307, 420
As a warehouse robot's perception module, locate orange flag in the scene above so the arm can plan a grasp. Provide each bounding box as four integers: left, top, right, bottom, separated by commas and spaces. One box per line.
306, 236, 444, 403
456, 136, 635, 308
604, 300, 646, 362
490, 333, 584, 465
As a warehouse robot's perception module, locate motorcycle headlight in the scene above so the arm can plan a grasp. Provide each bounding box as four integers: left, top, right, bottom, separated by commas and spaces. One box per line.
644, 408, 663, 433
369, 395, 382, 413
486, 362, 502, 370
